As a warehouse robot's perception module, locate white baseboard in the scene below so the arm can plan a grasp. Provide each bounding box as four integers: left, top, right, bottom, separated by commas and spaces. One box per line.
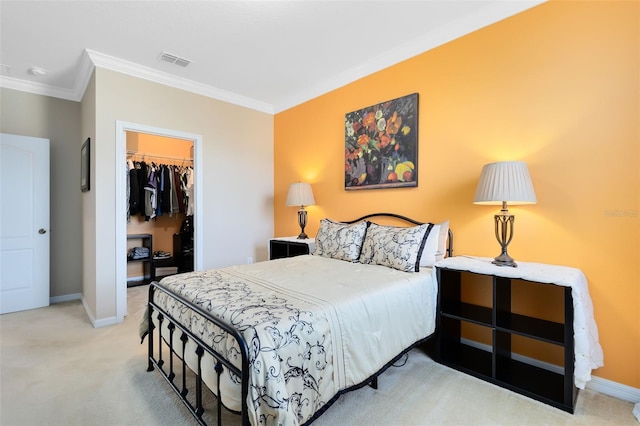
50, 293, 81, 304
80, 295, 121, 328
587, 376, 640, 404
460, 338, 639, 404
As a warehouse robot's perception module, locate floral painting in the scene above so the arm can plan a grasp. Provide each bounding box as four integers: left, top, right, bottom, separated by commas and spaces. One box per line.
345, 93, 418, 190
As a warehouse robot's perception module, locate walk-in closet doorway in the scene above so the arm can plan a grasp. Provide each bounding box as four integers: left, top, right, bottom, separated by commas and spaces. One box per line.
115, 121, 203, 319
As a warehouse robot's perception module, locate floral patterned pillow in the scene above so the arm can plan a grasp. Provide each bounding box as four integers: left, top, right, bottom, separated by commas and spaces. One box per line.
359, 222, 434, 272
313, 219, 368, 262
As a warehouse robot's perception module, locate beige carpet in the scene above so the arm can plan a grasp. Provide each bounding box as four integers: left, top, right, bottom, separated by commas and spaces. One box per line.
0, 284, 636, 426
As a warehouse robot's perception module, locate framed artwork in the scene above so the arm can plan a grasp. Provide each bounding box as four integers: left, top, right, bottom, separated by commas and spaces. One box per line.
81, 137, 90, 192
345, 93, 418, 190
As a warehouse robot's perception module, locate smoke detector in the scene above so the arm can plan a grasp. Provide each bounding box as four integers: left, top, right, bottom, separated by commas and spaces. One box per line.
158, 51, 191, 67
28, 66, 47, 76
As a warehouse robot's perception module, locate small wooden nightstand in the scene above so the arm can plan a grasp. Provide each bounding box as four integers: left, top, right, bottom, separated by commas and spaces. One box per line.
269, 237, 315, 260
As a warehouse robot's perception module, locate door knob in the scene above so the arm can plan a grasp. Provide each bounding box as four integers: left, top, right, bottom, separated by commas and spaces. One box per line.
38, 228, 47, 234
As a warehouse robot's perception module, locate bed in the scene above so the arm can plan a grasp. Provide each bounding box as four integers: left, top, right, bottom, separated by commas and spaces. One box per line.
141, 213, 452, 425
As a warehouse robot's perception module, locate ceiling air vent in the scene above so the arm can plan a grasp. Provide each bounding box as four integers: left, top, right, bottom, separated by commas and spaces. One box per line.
159, 51, 191, 67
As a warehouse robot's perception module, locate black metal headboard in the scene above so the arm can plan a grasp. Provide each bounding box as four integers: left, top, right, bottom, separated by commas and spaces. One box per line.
342, 212, 453, 258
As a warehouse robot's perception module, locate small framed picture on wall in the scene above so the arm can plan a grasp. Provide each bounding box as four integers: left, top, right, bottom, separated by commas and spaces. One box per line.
81, 137, 90, 192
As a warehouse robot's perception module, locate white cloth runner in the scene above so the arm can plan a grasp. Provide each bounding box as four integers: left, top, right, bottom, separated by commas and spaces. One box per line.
436, 256, 604, 389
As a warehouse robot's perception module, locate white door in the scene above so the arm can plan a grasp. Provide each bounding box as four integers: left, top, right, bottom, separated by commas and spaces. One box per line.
1, 133, 50, 314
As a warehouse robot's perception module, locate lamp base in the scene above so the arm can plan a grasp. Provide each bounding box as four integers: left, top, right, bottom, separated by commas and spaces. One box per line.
493, 210, 518, 267
297, 208, 309, 240
492, 253, 517, 268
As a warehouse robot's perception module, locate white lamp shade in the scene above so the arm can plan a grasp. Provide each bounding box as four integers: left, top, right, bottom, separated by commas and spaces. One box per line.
286, 182, 315, 207
473, 161, 537, 205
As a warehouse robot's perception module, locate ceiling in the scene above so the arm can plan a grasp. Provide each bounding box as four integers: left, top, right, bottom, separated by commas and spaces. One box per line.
0, 1, 542, 114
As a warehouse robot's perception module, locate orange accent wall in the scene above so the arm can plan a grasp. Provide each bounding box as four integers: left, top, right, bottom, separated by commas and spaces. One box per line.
274, 1, 639, 388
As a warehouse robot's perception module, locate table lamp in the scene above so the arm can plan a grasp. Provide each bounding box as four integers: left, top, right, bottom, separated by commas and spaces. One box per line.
473, 161, 536, 267
286, 182, 315, 239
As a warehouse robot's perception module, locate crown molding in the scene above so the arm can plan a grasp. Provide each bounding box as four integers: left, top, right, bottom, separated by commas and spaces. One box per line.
0, 49, 274, 114
75, 49, 97, 101
84, 49, 274, 114
0, 50, 96, 102
0, 75, 80, 101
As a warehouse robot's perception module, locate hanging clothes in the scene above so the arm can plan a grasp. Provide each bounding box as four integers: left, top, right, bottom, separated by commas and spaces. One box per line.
161, 166, 172, 217
185, 167, 194, 216
156, 165, 164, 217
128, 160, 140, 218
125, 157, 193, 221
126, 162, 131, 223
144, 164, 158, 221
173, 167, 185, 213
137, 161, 148, 218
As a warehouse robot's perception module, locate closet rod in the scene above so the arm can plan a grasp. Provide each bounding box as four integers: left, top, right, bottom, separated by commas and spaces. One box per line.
127, 150, 193, 163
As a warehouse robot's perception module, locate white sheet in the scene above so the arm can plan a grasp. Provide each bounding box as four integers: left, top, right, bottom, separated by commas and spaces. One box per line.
435, 256, 604, 389
150, 254, 437, 425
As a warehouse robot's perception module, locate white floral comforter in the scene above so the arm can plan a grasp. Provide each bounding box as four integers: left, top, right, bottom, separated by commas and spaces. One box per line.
145, 254, 437, 425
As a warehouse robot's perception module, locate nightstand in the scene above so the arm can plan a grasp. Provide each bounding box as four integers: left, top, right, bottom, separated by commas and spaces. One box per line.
269, 237, 315, 260
434, 256, 601, 414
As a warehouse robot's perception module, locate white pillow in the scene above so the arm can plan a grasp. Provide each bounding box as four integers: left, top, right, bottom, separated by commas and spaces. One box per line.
313, 218, 368, 262
359, 222, 433, 272
435, 219, 450, 262
420, 220, 450, 267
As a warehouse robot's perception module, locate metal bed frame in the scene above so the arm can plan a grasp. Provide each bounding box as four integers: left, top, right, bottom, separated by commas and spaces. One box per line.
146, 213, 453, 425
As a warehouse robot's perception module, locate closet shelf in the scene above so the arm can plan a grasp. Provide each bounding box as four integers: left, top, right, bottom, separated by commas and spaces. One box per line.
127, 234, 154, 287
127, 150, 193, 164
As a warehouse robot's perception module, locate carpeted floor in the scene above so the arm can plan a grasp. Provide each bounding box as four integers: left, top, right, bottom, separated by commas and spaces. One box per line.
0, 284, 636, 425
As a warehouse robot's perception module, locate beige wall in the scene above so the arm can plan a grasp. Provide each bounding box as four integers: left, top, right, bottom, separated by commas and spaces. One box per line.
2, 66, 275, 325
0, 87, 82, 299
83, 67, 274, 323
80, 72, 97, 317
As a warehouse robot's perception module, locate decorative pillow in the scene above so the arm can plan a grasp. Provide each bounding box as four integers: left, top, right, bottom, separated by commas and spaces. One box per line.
359, 222, 433, 272
313, 219, 368, 262
420, 220, 450, 267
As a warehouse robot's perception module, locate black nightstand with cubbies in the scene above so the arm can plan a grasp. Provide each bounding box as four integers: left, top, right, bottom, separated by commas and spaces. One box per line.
436, 259, 577, 413
269, 237, 315, 260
